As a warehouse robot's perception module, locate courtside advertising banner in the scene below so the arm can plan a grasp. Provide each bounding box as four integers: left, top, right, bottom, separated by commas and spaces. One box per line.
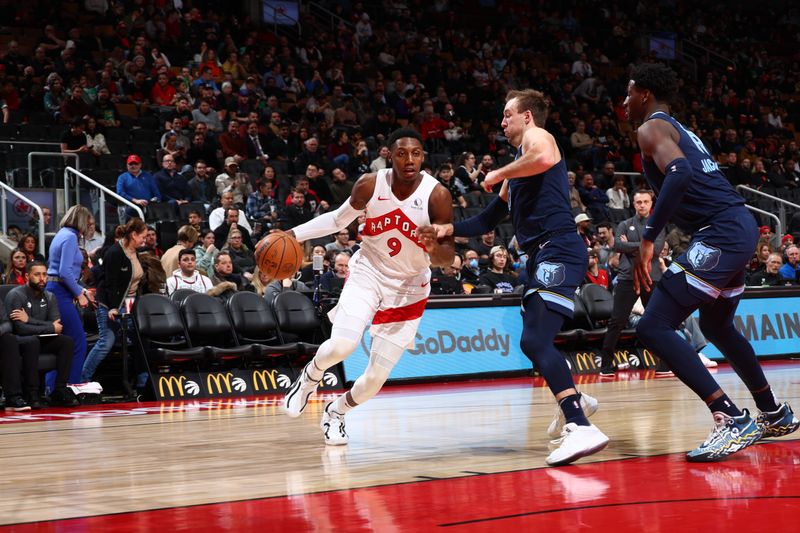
698, 295, 800, 359
344, 306, 530, 380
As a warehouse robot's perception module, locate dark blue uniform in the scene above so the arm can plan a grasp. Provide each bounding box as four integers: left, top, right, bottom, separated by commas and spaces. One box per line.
509, 152, 587, 317
642, 111, 757, 303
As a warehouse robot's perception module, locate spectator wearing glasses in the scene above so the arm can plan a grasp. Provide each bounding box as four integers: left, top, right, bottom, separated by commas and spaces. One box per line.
325, 229, 353, 253
116, 154, 161, 223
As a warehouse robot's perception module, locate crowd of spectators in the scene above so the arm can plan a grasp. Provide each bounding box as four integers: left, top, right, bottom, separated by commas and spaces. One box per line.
1, 1, 800, 397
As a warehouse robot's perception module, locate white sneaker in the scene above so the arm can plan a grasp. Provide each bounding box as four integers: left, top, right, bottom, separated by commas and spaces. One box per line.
546, 423, 609, 466
547, 393, 599, 438
320, 403, 349, 445
283, 365, 320, 418
698, 352, 718, 368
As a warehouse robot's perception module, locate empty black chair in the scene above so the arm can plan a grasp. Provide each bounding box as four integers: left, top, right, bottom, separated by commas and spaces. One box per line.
226, 291, 301, 360
16, 124, 50, 141
579, 284, 614, 341
169, 288, 197, 307
147, 202, 179, 222
156, 220, 179, 249
272, 291, 323, 350
133, 294, 205, 365
181, 293, 254, 362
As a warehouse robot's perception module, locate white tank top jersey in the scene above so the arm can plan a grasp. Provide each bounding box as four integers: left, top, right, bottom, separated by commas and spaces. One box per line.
358, 168, 439, 279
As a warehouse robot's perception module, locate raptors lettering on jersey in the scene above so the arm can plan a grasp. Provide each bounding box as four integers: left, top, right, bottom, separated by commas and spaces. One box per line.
362, 209, 423, 249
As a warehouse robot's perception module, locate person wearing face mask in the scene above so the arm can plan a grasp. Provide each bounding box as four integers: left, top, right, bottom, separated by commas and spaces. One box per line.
461, 248, 482, 284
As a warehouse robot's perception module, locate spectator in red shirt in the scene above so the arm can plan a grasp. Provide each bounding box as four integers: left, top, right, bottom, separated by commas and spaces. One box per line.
584, 248, 609, 289
218, 118, 248, 163
150, 72, 176, 107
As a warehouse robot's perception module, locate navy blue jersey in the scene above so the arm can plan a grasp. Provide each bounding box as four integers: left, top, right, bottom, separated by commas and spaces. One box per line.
641, 111, 744, 234
508, 148, 575, 249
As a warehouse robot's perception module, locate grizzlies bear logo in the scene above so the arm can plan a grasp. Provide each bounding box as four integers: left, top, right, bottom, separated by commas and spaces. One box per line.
535, 261, 566, 288
686, 241, 721, 271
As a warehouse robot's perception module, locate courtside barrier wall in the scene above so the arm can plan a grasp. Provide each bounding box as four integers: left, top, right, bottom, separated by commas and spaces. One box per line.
343, 287, 800, 383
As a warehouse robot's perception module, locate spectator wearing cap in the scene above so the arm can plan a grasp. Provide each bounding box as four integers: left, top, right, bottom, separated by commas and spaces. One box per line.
116, 155, 161, 223
191, 99, 223, 132
234, 88, 256, 121
575, 212, 593, 248
780, 234, 794, 253
215, 157, 253, 206
191, 67, 220, 96
219, 118, 248, 162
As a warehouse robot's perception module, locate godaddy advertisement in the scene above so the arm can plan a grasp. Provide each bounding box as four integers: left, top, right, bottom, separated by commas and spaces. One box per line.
344, 306, 530, 381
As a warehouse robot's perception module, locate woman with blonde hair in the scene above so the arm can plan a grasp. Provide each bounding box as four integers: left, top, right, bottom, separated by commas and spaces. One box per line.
46, 205, 95, 385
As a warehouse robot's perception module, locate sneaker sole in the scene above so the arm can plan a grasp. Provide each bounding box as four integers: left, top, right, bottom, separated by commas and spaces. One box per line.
761, 420, 800, 439
283, 379, 314, 418
546, 437, 609, 467
686, 427, 763, 463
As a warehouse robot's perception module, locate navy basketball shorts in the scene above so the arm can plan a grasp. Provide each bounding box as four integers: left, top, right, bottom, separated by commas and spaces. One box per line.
659, 208, 759, 306
523, 231, 588, 318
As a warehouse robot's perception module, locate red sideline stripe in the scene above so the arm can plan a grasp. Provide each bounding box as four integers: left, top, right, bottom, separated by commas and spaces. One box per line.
372, 298, 428, 324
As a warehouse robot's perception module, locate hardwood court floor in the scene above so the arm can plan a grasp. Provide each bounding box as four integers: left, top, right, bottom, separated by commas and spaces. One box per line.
1, 362, 798, 531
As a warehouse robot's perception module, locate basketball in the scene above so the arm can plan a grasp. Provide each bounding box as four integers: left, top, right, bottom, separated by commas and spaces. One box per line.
255, 231, 304, 280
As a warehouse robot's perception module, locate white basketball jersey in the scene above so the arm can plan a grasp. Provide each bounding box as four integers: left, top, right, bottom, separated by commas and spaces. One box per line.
358, 168, 439, 279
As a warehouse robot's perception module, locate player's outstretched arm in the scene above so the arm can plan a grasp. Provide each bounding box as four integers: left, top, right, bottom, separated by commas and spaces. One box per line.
286, 173, 376, 243
483, 129, 557, 189
422, 185, 456, 268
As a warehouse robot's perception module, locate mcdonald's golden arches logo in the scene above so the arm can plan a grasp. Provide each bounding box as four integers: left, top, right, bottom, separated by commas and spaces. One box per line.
159, 375, 186, 397
207, 372, 234, 394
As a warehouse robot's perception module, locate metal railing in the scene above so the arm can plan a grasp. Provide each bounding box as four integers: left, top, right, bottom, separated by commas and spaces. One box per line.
64, 167, 144, 239
28, 152, 80, 188
736, 185, 800, 234
0, 182, 46, 257
680, 40, 737, 72
744, 204, 782, 244
307, 1, 352, 32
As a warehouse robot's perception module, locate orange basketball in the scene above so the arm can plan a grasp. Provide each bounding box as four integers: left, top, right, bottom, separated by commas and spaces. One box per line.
255, 231, 304, 280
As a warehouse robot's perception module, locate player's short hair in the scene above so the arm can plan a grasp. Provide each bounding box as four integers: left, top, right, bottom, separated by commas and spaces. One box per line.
631, 63, 678, 102
388, 128, 423, 149
506, 89, 549, 127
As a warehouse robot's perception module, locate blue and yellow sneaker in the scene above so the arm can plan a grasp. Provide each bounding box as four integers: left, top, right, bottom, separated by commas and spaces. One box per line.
757, 403, 800, 439
686, 409, 763, 463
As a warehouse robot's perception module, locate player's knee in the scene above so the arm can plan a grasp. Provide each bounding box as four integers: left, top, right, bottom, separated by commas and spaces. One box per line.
327, 337, 359, 359
636, 314, 662, 346
519, 330, 549, 362
698, 315, 726, 344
